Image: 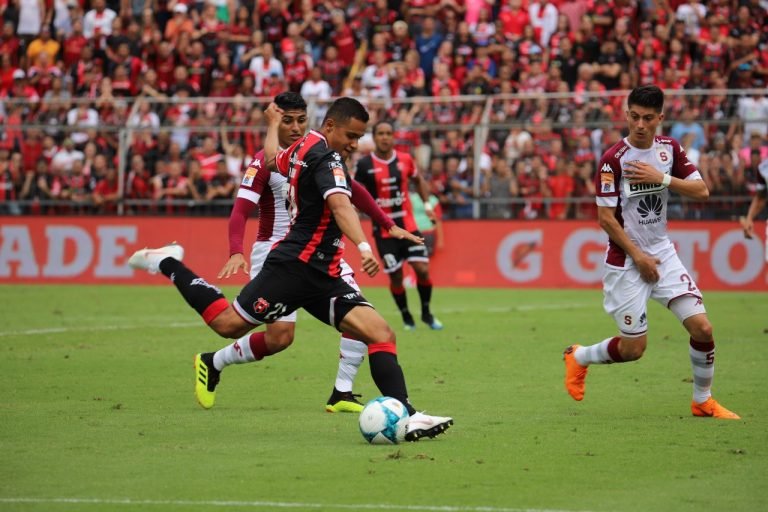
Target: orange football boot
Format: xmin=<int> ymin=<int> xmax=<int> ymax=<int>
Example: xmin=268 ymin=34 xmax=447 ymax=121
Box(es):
xmin=691 ymin=397 xmax=740 ymax=420
xmin=563 ymin=345 xmax=588 ymax=401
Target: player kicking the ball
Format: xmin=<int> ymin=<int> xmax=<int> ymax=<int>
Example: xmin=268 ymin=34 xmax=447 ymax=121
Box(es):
xmin=210 ymin=93 xmax=418 ymax=413
xmin=563 ymin=85 xmax=740 ymax=420
xmin=129 ymin=97 xmax=453 ymax=441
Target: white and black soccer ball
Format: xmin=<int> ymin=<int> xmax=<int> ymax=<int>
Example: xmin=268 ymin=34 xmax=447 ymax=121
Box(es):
xmin=358 ymin=396 xmax=410 ymax=444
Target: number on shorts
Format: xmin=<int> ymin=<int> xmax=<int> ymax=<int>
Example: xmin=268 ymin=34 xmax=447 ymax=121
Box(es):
xmin=680 ymin=273 xmax=697 ymax=292
xmin=264 ymin=302 xmax=288 ymax=321
xmin=383 ymin=253 xmax=397 ymax=269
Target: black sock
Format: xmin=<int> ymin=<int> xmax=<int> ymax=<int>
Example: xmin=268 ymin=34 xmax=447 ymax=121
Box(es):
xmin=390 ymin=285 xmax=411 ymax=318
xmin=417 ymin=281 xmax=432 ymax=316
xmin=369 ymin=351 xmax=415 ymax=415
xmin=159 ymin=258 xmax=226 ymax=317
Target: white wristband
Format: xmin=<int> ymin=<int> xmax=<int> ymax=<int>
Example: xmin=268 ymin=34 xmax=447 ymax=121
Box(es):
xmin=661 ymin=174 xmax=672 ymax=187
xmin=357 ymin=242 xmax=372 ymax=253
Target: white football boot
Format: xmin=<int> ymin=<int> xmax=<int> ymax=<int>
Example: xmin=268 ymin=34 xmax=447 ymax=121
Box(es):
xmin=405 ymin=412 xmax=453 ymax=441
xmin=128 ymin=243 xmax=185 ymax=274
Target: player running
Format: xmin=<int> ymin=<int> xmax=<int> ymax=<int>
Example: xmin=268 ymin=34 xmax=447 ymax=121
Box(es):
xmin=563 ymin=85 xmax=740 ymax=419
xmin=354 ymin=121 xmax=443 ymax=331
xmin=739 ymin=153 xmax=767 ymax=260
xmin=129 ymin=97 xmax=453 ymax=441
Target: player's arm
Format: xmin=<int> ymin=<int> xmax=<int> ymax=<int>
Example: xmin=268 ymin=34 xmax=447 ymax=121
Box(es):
xmin=409 ymin=155 xmax=436 ymax=222
xmin=350 ymin=180 xmax=424 ymax=245
xmin=598 ymin=205 xmax=661 ymax=283
xmin=327 ymin=192 xmax=380 ymax=277
xmin=218 ymin=197 xmax=256 ymax=278
xmin=741 ymin=190 xmax=767 ymax=240
xmin=262 ymin=102 xmax=283 ymax=173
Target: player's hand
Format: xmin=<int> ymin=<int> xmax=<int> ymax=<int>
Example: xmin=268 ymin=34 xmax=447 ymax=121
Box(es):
xmin=263 ymin=102 xmax=284 ymax=126
xmin=388 ymin=225 xmax=424 ymax=245
xmin=218 ymin=253 xmax=249 ymax=279
xmin=739 ymin=216 xmax=754 ymax=239
xmin=623 ymin=160 xmax=663 ymax=185
xmin=634 ymin=252 xmax=661 ymax=283
xmin=360 ymin=249 xmax=380 ymax=277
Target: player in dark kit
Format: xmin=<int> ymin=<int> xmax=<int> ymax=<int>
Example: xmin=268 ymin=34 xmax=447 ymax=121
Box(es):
xmin=128 ymin=97 xmax=453 ymax=441
xmin=355 ymin=121 xmax=443 ymax=330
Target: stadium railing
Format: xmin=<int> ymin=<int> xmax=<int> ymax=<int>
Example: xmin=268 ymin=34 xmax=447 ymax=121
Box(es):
xmin=1 ymin=88 xmax=764 ymax=219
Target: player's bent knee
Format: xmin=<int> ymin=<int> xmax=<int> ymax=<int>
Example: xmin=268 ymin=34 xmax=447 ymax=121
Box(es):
xmin=208 ymin=309 xmax=253 ymax=339
xmin=619 ymin=336 xmax=647 ymax=361
xmin=265 ymin=323 xmax=295 ymax=352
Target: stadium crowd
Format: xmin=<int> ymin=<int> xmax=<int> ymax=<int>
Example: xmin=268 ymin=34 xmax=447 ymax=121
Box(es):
xmin=0 ymin=0 xmax=767 ymax=219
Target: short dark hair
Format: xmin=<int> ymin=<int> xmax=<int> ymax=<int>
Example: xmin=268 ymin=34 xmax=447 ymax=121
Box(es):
xmin=627 ymin=85 xmax=665 ymax=112
xmin=372 ymin=121 xmax=393 ymax=135
xmin=323 ymin=97 xmax=369 ymax=126
xmin=274 ymin=92 xmax=307 ymax=111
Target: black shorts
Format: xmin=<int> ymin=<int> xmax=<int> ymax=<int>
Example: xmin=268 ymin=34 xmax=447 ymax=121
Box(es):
xmin=233 ymin=259 xmax=373 ymax=329
xmin=375 ymin=232 xmax=429 ymax=273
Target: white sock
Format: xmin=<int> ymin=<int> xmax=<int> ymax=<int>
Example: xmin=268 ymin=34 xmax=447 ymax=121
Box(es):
xmin=334 ymin=336 xmax=366 ymax=392
xmin=689 ymin=341 xmax=715 ymax=403
xmin=213 ymin=334 xmax=256 ymax=371
xmin=574 ymin=337 xmax=620 ymax=366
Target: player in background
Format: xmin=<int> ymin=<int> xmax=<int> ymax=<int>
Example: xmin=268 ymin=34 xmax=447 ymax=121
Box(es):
xmin=739 ymin=154 xmax=768 ymax=262
xmin=563 ymin=85 xmax=740 ymax=419
xmin=354 ymin=122 xmax=443 ymax=331
xmin=129 ymin=97 xmax=453 ymax=441
xmin=214 ymin=92 xmax=418 ymax=413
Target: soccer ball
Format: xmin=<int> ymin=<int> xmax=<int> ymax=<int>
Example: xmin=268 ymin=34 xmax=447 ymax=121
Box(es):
xmin=358 ymin=396 xmax=410 ymax=445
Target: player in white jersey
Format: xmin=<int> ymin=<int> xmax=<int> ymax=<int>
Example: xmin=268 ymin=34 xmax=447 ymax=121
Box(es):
xmin=740 ymin=155 xmax=768 ymax=261
xmin=563 ymin=85 xmax=740 ymax=419
xmin=197 ymin=93 xmax=420 ymax=412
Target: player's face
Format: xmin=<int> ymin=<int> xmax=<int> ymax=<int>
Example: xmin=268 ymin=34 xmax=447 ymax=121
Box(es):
xmin=278 ymin=109 xmax=308 ymax=147
xmin=373 ymin=123 xmax=394 ymax=154
xmin=626 ymin=105 xmax=663 ymax=148
xmin=326 ymin=117 xmax=367 ymax=159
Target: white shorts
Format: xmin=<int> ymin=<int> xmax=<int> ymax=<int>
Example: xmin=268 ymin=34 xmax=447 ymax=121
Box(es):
xmin=249 ymin=241 xmax=359 ymax=322
xmin=603 ymin=253 xmax=705 ymax=337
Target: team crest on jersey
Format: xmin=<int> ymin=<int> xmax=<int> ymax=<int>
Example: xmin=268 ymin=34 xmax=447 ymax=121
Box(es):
xmin=656 ymin=146 xmax=670 ymax=165
xmin=242 ymin=165 xmax=258 ymax=187
xmin=600 ymin=163 xmax=615 ymax=193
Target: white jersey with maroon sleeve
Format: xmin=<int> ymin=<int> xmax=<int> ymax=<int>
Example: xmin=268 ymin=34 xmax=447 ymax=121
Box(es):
xmin=238 ymin=149 xmax=291 ymax=243
xmin=595 ymin=136 xmax=703 ymax=268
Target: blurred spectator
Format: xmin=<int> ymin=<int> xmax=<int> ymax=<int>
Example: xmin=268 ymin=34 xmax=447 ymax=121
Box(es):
xmin=152 ymin=160 xmax=189 ymax=214
xmin=26 ymin=26 xmax=59 ymax=67
xmin=546 ymin=159 xmax=575 ymax=219
xmin=51 ymin=138 xmax=84 ymax=173
xmin=92 ymin=166 xmax=120 ymax=214
xmin=83 ymin=0 xmax=117 ymax=46
xmin=66 ymin=102 xmax=100 ymax=147
xmin=737 ymin=94 xmax=768 ymax=142
xmin=481 ymin=155 xmax=518 ymax=219
xmin=16 ymin=0 xmax=45 ymax=44
xmin=670 ymin=106 xmax=707 ymax=151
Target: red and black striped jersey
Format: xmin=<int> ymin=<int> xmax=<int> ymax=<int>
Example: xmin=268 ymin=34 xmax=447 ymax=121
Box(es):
xmin=269 ymin=130 xmax=352 ymax=277
xmin=354 ymin=151 xmax=418 ymax=237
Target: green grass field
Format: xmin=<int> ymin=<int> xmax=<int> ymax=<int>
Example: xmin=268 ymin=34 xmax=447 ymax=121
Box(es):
xmin=1 ymin=285 xmax=766 ymax=512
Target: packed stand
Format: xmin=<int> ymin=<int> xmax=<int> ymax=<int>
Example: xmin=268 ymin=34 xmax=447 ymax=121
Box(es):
xmin=0 ymin=0 xmax=766 ymax=218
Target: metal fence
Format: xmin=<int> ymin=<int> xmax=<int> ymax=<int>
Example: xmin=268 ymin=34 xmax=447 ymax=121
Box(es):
xmin=1 ymin=88 xmax=765 ymax=219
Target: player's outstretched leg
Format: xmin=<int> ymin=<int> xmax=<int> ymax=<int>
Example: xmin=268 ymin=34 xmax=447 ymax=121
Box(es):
xmin=129 ymin=243 xmax=232 ymax=332
xmin=340 ymin=305 xmax=453 ymax=441
xmin=326 ymin=335 xmax=366 ymax=413
xmin=563 ymin=337 xmax=629 ymax=401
